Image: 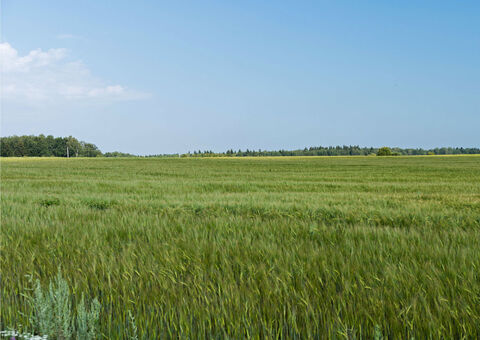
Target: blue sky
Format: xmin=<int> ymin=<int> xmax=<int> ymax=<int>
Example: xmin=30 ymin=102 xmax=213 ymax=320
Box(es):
xmin=1 ymin=1 xmax=479 ymax=154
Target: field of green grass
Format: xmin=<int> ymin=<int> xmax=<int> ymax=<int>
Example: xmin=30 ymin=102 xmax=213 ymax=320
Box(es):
xmin=1 ymin=156 xmax=480 ymax=338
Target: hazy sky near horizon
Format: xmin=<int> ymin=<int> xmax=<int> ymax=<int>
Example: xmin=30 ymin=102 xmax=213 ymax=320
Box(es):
xmin=1 ymin=1 xmax=479 ymax=154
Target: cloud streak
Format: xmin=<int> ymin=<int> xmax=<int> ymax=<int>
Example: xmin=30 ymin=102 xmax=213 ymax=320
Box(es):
xmin=56 ymin=33 xmax=85 ymax=40
xmin=0 ymin=42 xmax=148 ymax=103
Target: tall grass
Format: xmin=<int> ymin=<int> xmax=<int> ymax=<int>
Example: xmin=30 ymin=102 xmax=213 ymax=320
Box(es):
xmin=1 ymin=156 xmax=480 ymax=338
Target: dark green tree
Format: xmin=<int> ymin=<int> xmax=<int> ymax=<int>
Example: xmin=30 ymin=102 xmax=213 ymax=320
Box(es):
xmin=377 ymin=147 xmax=392 ymax=156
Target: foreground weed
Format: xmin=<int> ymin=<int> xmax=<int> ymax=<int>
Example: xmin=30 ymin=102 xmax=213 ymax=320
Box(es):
xmin=374 ymin=325 xmax=383 ymax=340
xmin=27 ymin=269 xmax=101 ymax=339
xmin=76 ymin=295 xmax=101 ymax=340
xmin=127 ymin=311 xmax=138 ymax=340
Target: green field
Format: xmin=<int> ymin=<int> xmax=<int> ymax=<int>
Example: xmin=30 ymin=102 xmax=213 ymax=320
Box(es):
xmin=1 ymin=156 xmax=480 ymax=338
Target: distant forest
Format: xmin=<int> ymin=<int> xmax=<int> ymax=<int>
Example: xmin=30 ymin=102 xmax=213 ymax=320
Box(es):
xmin=0 ymin=135 xmax=101 ymax=157
xmin=178 ymin=146 xmax=480 ymax=157
xmin=1 ymin=135 xmax=479 ymax=157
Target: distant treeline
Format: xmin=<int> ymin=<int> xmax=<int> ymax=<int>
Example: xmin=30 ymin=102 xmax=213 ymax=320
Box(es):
xmin=178 ymin=145 xmax=480 ymax=157
xmin=1 ymin=135 xmax=479 ymax=157
xmin=0 ymin=135 xmax=101 ymax=157
xmin=103 ymin=151 xmax=137 ymax=157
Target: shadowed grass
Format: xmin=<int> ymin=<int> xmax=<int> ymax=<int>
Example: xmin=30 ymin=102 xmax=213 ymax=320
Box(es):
xmin=38 ymin=197 xmax=60 ymax=207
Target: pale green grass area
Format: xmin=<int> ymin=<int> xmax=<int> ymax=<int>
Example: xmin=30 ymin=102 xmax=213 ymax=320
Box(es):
xmin=1 ymin=156 xmax=480 ymax=338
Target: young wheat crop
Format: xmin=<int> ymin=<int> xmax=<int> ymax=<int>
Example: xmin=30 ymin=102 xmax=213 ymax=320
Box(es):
xmin=1 ymin=156 xmax=479 ymax=338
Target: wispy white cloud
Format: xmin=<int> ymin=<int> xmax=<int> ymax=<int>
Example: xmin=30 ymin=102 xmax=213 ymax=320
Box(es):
xmin=0 ymin=42 xmax=149 ymax=103
xmin=56 ymin=33 xmax=85 ymax=41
